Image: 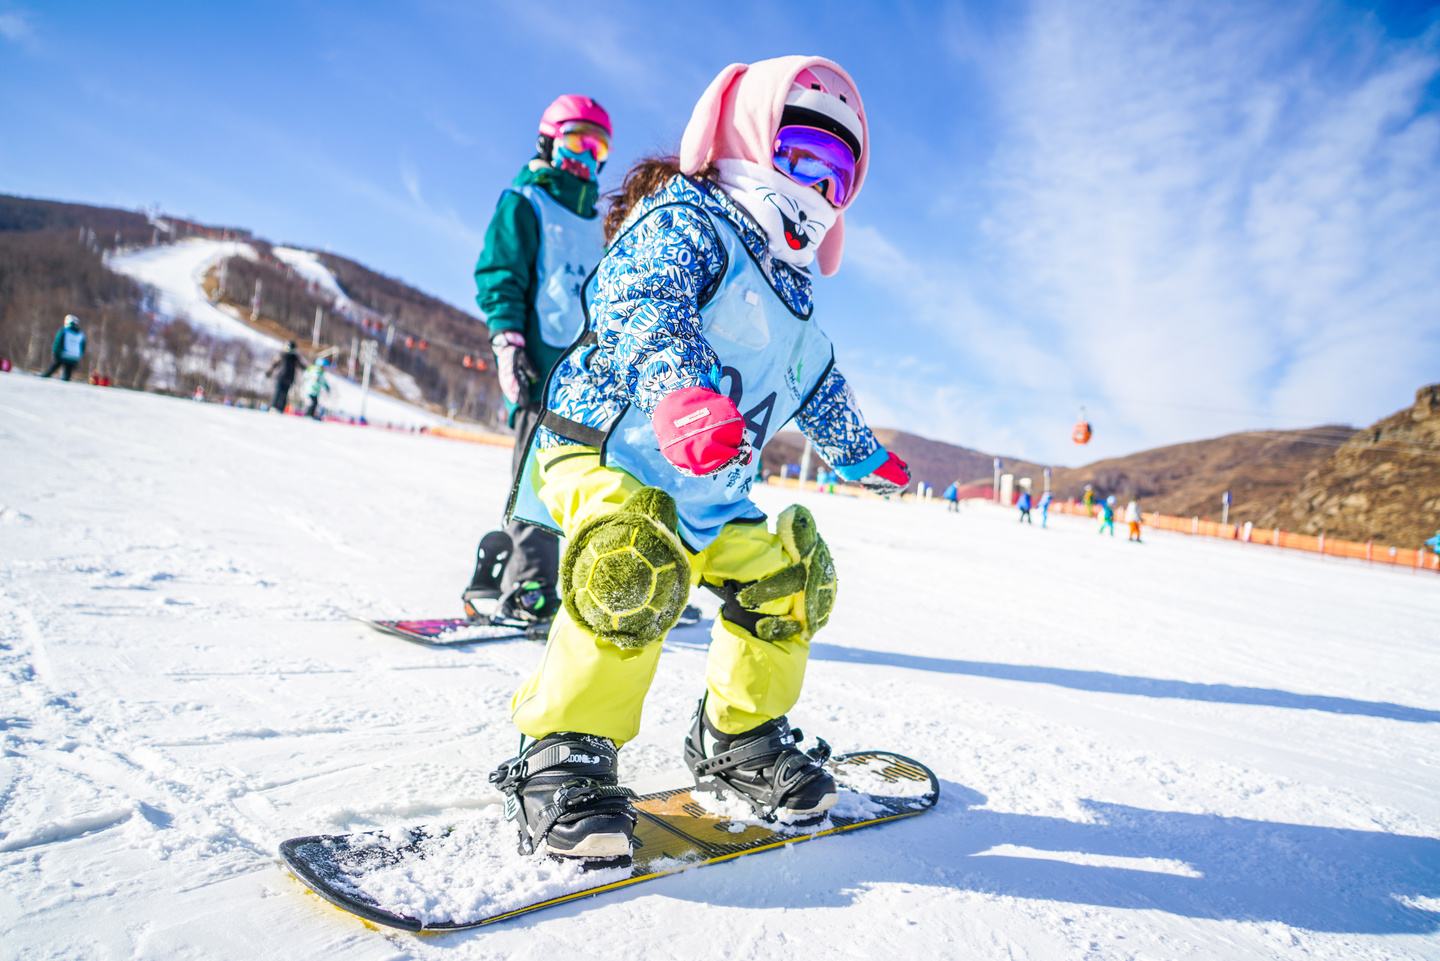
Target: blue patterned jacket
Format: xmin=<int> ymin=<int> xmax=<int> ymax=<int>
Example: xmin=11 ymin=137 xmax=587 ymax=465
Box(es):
xmin=539 ymin=174 xmax=888 ymax=480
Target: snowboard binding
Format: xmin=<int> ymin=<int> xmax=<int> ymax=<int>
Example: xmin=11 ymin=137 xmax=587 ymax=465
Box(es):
xmin=494 ymin=579 xmax=558 ymax=630
xmin=461 ymin=530 xmax=513 ymax=620
xmin=489 ymin=733 xmax=637 ymax=862
xmin=683 ymin=697 xmax=836 ymax=823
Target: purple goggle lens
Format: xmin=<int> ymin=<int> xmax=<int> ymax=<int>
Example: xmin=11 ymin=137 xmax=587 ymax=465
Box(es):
xmin=772 ymin=125 xmax=857 ymax=208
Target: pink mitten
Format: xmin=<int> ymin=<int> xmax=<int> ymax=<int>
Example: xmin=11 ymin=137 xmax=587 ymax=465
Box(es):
xmin=491 ymin=331 xmax=539 ymax=407
xmin=859 ymin=452 xmax=910 ymax=495
xmin=652 ymin=387 xmax=749 ymax=476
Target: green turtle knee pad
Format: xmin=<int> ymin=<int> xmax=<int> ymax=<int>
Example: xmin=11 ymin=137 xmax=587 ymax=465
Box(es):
xmin=730 ymin=505 xmax=836 ymax=642
xmin=560 ymin=487 xmax=691 ymax=649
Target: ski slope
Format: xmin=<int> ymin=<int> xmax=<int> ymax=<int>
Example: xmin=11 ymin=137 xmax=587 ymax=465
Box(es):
xmin=108 ymin=238 xmax=270 ymax=348
xmin=107 ymin=239 xmax=440 ymax=428
xmin=272 ymin=246 xmax=355 ymax=312
xmin=2 ymin=373 xmax=1437 ymax=961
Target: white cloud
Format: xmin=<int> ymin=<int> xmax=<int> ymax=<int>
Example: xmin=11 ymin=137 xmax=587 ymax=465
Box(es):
xmin=0 ymin=8 xmax=33 ymax=44
xmin=858 ymin=1 xmax=1440 ymax=463
xmin=399 ymin=158 xmax=424 ymax=207
xmin=504 ymin=1 xmax=670 ymax=94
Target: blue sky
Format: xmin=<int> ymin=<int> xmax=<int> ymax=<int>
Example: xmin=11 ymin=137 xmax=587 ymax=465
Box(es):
xmin=3 ymin=0 xmax=1437 ymax=464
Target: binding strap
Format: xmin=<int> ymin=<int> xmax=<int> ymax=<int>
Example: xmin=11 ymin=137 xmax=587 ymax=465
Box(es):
xmin=692 ymin=720 xmax=833 ymax=817
xmin=529 ymin=782 xmax=636 ymax=853
xmin=488 ymin=738 xmax=636 ymax=855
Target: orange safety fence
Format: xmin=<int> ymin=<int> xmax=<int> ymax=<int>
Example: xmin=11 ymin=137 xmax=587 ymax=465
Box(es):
xmin=1048 ymin=500 xmax=1439 ymax=572
xmin=424 ymin=424 xmax=516 ymax=448
xmin=765 ymin=475 xmax=878 ymax=499
xmin=400 ymin=440 xmax=1438 ymax=573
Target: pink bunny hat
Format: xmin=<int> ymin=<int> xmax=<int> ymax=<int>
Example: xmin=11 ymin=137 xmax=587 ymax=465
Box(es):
xmin=679 ymin=56 xmax=869 ymax=277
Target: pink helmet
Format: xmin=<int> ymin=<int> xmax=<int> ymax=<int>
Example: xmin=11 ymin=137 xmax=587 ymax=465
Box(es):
xmin=539 ymin=94 xmax=612 ymax=138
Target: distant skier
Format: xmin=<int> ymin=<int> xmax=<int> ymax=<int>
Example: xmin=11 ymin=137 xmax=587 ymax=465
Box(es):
xmin=489 ymin=56 xmax=909 ymax=863
xmin=1082 ymin=483 xmax=1096 ymax=517
xmin=1426 ymin=530 xmax=1440 ymax=559
xmin=42 ymin=315 xmax=86 ymax=381
xmin=1017 ymin=488 xmax=1033 ymax=524
xmin=267 ymin=340 xmax=303 ymax=413
xmin=1098 ymin=494 xmax=1116 ymax=536
xmin=302 ymin=357 xmax=331 ymax=419
xmin=461 ymin=94 xmax=613 ymax=628
xmin=1125 ymin=498 xmax=1143 ymax=542
xmin=1039 ymin=489 xmax=1053 ymax=527
xmin=942 ymin=481 xmax=960 ymax=513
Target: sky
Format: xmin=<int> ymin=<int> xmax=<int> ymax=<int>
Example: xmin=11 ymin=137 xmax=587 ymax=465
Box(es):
xmin=2 ymin=0 xmax=1437 ymax=464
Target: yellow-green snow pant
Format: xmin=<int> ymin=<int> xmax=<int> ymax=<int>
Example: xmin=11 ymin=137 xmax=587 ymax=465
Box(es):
xmin=510 ymin=447 xmax=812 ymax=745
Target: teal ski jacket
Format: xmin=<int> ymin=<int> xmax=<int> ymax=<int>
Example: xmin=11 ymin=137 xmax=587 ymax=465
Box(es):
xmin=473 ymin=162 xmax=600 ymax=424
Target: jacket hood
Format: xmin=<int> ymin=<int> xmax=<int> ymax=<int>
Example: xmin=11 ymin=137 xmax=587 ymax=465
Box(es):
xmin=678 ymin=55 xmax=868 ymax=277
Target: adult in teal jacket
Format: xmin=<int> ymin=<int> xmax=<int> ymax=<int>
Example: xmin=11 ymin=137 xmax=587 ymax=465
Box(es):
xmin=43 ymin=315 xmax=86 ymax=381
xmin=462 ymin=94 xmax=612 ymax=626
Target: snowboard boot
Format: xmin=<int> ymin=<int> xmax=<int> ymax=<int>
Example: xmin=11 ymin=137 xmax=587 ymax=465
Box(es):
xmin=489 ymin=732 xmax=637 ymax=861
xmin=683 ymin=697 xmax=837 ymax=823
xmin=462 ymin=531 xmax=512 ymax=620
xmin=495 ymin=579 xmax=558 ymax=629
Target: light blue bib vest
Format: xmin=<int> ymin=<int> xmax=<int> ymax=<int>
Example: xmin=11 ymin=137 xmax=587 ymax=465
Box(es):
xmin=511 ymin=183 xmax=603 ymax=349
xmin=60 ymin=329 xmax=85 ymax=362
xmin=511 ymin=202 xmax=834 ymax=551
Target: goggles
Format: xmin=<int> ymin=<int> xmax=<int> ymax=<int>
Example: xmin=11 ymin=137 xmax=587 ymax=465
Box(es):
xmin=556 ymin=121 xmax=610 ymax=163
xmin=772 ymin=125 xmax=857 ymax=208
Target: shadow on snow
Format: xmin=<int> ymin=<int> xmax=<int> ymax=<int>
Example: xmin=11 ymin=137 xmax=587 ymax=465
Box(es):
xmin=645 ymin=782 xmax=1440 ymax=935
xmin=807 ymin=642 xmax=1440 ymax=724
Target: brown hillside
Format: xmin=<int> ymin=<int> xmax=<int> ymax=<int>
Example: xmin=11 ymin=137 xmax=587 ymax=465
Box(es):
xmin=1284 ymin=385 xmax=1440 ymax=546
xmin=1049 ymin=426 xmax=1354 ymax=525
xmin=759 ymin=421 xmax=1351 ymax=530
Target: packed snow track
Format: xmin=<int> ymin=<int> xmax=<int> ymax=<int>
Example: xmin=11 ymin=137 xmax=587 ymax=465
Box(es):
xmin=1 ymin=375 xmax=1437 ymax=960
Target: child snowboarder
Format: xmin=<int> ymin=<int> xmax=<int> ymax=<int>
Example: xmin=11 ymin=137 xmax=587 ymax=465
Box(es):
xmin=1039 ymin=489 xmax=1053 ymax=527
xmin=42 ymin=315 xmax=86 ymax=381
xmin=1017 ymin=488 xmax=1033 ymax=524
xmin=943 ymin=481 xmax=960 ymax=513
xmin=1098 ymin=494 xmax=1116 ymax=536
xmin=1125 ymin=498 xmax=1142 ymax=542
xmin=462 ymin=94 xmax=614 ymax=629
xmin=489 ymin=56 xmax=910 ymax=862
xmin=302 ymin=357 xmax=331 ymax=419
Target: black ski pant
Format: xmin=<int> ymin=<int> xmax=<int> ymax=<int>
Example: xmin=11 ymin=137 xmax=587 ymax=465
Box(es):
xmin=305 ymin=395 xmax=321 ymax=419
xmin=501 ymin=404 xmax=559 ymax=594
xmin=43 ymin=360 xmax=76 ymax=381
xmin=272 ymin=376 xmax=294 ymax=412
xmin=1019 ymin=508 xmax=1032 ymax=524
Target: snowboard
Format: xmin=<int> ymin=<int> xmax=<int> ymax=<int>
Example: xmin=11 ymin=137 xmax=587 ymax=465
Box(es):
xmin=356 ymin=616 xmax=535 ymax=646
xmin=280 ymin=750 xmax=937 ymax=932
xmin=358 ymin=605 xmax=705 ymax=648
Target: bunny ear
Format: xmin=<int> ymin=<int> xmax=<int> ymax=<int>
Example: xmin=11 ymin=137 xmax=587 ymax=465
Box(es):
xmin=679 ymin=62 xmax=748 ymax=174
xmin=816 ymin=214 xmax=845 ymax=277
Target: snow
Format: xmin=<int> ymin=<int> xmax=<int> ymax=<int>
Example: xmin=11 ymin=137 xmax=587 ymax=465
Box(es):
xmin=2 ymin=373 xmax=1438 ymax=961
xmin=108 ymin=238 xmax=268 ymax=347
xmin=311 ymin=369 xmax=442 ymax=429
xmin=272 ymin=246 xmax=353 ymax=312
xmin=321 ymin=822 xmax=633 ymax=926
xmin=107 ymin=239 xmax=440 ymax=429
